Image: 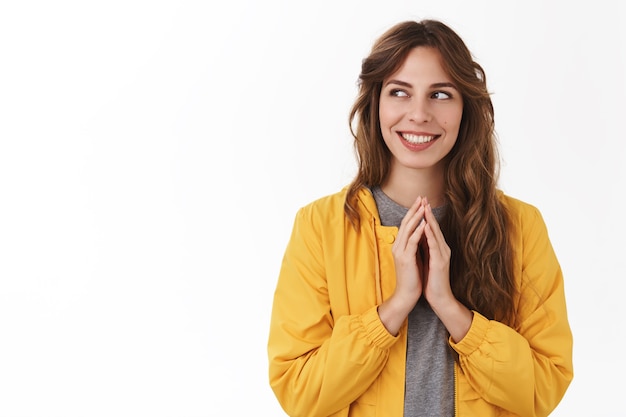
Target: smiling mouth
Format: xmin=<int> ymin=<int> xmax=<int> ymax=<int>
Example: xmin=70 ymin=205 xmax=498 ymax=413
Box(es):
xmin=400 ymin=133 xmax=438 ymax=144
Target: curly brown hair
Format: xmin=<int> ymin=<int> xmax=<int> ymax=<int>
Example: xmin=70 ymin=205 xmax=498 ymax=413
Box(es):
xmin=345 ymin=20 xmax=517 ymax=324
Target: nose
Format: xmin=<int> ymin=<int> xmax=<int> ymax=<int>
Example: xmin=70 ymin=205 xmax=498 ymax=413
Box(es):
xmin=408 ymin=97 xmax=432 ymax=123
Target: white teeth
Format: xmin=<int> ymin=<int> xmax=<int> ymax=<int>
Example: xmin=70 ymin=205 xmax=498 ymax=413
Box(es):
xmin=402 ymin=133 xmax=435 ymax=144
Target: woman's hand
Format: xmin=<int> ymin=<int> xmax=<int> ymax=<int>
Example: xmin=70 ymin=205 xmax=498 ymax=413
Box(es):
xmin=421 ymin=198 xmax=472 ymax=342
xmin=378 ymin=196 xmax=426 ymax=335
xmin=379 ymin=196 xmax=472 ymax=341
xmin=392 ymin=196 xmax=427 ymax=306
xmin=420 ymin=199 xmax=453 ymax=305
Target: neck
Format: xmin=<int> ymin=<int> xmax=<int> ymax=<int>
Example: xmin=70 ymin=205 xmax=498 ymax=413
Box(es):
xmin=381 ymin=165 xmax=446 ymax=208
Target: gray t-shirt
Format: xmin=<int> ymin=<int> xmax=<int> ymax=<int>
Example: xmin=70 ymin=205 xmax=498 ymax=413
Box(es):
xmin=370 ymin=186 xmax=454 ymax=417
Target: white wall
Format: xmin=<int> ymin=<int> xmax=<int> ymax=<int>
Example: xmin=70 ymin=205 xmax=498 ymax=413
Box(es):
xmin=0 ymin=1 xmax=624 ymax=415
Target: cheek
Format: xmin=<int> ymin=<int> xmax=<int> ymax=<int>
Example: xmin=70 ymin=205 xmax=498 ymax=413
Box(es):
xmin=379 ymin=100 xmax=403 ymax=128
xmin=444 ymin=108 xmax=463 ymax=129
xmin=378 ymin=106 xmax=391 ymax=128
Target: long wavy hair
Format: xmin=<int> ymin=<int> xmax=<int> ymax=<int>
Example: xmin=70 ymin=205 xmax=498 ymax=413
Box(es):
xmin=345 ymin=20 xmax=517 ymax=325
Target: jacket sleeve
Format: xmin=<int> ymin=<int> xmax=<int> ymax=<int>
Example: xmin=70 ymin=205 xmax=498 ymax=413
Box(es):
xmin=450 ymin=204 xmax=574 ymax=417
xmin=268 ymin=205 xmax=397 ymax=417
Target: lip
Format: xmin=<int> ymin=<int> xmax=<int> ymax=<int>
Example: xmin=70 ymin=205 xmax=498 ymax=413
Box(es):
xmin=396 ymin=131 xmax=440 ymax=151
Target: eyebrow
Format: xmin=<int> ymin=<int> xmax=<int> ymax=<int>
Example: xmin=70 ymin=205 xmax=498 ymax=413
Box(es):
xmin=385 ymin=80 xmax=458 ymax=90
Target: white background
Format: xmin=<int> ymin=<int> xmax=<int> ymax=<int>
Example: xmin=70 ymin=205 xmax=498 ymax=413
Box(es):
xmin=1 ymin=0 xmax=624 ymax=416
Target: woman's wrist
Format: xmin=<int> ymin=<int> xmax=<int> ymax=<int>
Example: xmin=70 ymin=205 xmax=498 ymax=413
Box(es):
xmin=430 ymin=297 xmax=473 ymax=343
xmin=378 ymin=293 xmax=418 ymax=336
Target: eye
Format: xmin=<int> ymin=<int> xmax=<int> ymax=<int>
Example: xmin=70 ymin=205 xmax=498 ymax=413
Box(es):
xmin=390 ymin=89 xmax=409 ymax=98
xmin=432 ymin=91 xmax=452 ymax=100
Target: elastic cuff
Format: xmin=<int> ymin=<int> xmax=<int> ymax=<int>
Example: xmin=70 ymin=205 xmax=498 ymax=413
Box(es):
xmin=360 ymin=305 xmax=398 ymax=349
xmin=449 ymin=310 xmax=490 ymax=356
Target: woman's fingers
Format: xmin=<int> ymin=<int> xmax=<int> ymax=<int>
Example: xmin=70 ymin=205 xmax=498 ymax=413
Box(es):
xmin=390 ymin=197 xmax=427 ymax=310
xmin=407 ymin=213 xmax=426 ymax=250
xmin=423 ymin=202 xmax=446 ymax=250
xmin=395 ymin=196 xmax=425 ymax=251
xmin=422 ymin=202 xmax=452 ymax=302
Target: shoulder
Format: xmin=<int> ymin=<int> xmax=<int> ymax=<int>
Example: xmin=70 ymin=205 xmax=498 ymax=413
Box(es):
xmin=498 ymin=190 xmax=544 ymax=225
xmin=292 ymin=187 xmax=351 ymax=229
xmin=497 ymin=190 xmax=552 ymax=246
xmin=297 ymin=187 xmax=349 ymax=216
xmin=294 ymin=186 xmax=376 ymax=228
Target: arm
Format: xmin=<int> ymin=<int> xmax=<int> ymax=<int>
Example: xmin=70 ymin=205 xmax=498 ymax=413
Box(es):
xmin=267 ymin=206 xmax=397 ymax=417
xmin=450 ymin=205 xmax=574 ymax=417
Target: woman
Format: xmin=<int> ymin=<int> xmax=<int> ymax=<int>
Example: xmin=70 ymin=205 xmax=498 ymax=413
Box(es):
xmin=268 ymin=19 xmax=573 ymax=417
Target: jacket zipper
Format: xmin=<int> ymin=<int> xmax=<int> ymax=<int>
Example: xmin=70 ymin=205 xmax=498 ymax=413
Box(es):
xmin=454 ymin=363 xmax=458 ymax=416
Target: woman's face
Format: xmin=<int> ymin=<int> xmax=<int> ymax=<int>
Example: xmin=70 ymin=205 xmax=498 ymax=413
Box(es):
xmin=379 ymin=46 xmax=463 ymax=175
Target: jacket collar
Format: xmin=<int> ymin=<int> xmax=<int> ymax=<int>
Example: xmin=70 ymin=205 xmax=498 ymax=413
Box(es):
xmin=354 ymin=186 xmax=382 ymax=225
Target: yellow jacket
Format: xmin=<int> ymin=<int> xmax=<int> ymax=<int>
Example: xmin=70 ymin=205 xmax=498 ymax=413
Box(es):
xmin=268 ymin=187 xmax=573 ymax=416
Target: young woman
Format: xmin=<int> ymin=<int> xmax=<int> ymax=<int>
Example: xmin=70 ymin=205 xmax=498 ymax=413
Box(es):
xmin=268 ymin=19 xmax=573 ymax=417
